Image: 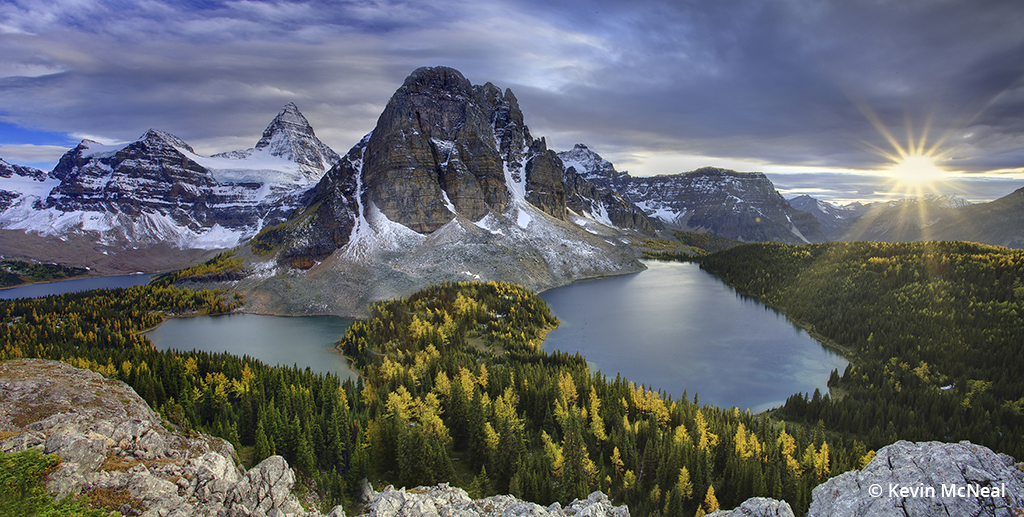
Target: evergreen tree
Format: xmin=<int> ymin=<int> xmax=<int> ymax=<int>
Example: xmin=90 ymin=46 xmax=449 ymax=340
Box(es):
xmin=252 ymin=419 xmax=272 ymax=466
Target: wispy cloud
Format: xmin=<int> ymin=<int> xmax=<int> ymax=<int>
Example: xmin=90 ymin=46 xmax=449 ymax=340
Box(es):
xmin=0 ymin=0 xmax=1021 ymax=199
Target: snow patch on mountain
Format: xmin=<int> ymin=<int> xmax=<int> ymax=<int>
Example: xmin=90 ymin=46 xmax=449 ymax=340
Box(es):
xmin=0 ymin=104 xmax=340 ymax=253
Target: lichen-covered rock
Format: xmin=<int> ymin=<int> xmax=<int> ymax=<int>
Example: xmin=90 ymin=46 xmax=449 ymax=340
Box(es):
xmin=807 ymin=440 xmax=1024 ymax=517
xmin=0 ymin=358 xmax=326 ymax=517
xmin=356 ymin=483 xmax=629 ymax=517
xmin=708 ymin=497 xmax=795 ymax=517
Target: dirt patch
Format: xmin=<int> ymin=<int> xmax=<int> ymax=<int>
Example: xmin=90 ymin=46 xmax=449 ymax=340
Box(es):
xmin=100 ymin=452 xmax=143 ymax=472
xmin=11 ymin=401 xmax=67 ymax=428
xmin=84 ymin=486 xmax=148 ymax=515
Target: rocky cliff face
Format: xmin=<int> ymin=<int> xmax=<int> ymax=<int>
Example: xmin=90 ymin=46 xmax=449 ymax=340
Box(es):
xmin=350 ymin=66 xmax=566 ymax=233
xmin=0 ymin=104 xmax=340 ymax=265
xmin=558 ymin=145 xmax=822 ymax=244
xmin=234 ymin=67 xmax=645 ymax=316
xmin=558 ymin=145 xmax=657 ymax=236
xmin=0 ymin=358 xmax=341 ymax=517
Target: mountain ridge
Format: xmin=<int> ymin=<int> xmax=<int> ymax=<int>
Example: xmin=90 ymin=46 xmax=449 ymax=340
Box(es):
xmin=0 ymin=104 xmax=341 ymax=269
xmin=558 ymin=144 xmax=825 ymax=244
xmin=789 ymin=191 xmax=1024 ymax=248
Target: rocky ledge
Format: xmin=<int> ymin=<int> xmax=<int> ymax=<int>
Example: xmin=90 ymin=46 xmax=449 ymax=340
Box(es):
xmin=0 ymin=358 xmax=343 ymax=517
xmin=357 ymin=484 xmax=629 ymax=517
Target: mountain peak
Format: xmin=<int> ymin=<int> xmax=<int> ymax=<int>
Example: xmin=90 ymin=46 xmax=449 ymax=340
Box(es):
xmin=140 ymin=129 xmax=196 ymax=153
xmin=557 ymin=143 xmax=618 ymax=179
xmin=211 ymin=103 xmax=341 ymax=176
xmin=403 ymin=66 xmax=472 ymax=94
xmin=255 ymin=103 xmax=316 ymax=150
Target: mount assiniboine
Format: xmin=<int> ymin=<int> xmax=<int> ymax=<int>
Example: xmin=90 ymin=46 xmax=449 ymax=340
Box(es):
xmin=0 ymin=103 xmax=339 ymax=272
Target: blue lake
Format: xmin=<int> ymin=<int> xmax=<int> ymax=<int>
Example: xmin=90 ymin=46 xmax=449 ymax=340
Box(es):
xmin=0 ymin=273 xmax=156 ymax=299
xmin=539 ymin=260 xmax=848 ymax=413
xmin=146 ymin=314 xmax=358 ymax=381
xmin=8 ymin=262 xmax=847 ymax=410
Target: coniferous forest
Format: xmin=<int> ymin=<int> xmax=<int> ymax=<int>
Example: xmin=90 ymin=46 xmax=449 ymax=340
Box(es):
xmin=691 ymin=241 xmax=1024 ymax=459
xmin=2 ymin=239 xmax=1021 ymax=516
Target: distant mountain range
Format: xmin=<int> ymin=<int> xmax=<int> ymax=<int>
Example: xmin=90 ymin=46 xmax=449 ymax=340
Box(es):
xmin=790 ymin=191 xmax=1023 ymax=248
xmin=1 ymin=65 xmax=1021 ymax=311
xmin=560 ymin=144 xmax=825 ymax=244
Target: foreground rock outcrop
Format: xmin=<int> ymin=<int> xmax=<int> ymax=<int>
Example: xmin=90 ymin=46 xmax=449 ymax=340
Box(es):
xmin=808 ymin=440 xmax=1024 ymax=517
xmin=357 ymin=484 xmax=629 ymax=517
xmin=711 ymin=439 xmax=1023 ymax=517
xmin=0 ymin=358 xmax=340 ymax=517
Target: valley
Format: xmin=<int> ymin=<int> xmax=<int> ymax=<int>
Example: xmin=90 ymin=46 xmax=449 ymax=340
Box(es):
xmin=1 ymin=64 xmax=1022 ymax=517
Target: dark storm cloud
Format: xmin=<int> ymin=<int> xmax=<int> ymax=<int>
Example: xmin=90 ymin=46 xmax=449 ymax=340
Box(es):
xmin=0 ymin=0 xmax=1021 ymax=190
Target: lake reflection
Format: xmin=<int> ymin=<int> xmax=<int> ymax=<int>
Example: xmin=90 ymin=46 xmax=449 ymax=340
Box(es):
xmin=540 ymin=260 xmax=848 ymax=412
xmin=147 ymin=314 xmax=358 ymax=381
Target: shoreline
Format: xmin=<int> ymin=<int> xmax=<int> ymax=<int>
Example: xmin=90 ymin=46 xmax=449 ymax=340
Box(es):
xmin=138 ymin=310 xmax=364 ymax=381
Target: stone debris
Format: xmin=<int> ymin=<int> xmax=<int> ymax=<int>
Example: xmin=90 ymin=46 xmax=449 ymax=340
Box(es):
xmin=707 ymin=497 xmax=795 ymax=517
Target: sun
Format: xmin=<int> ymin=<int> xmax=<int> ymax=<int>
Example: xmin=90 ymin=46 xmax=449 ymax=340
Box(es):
xmin=852 ymin=104 xmax=955 ymax=196
xmin=887 ymin=152 xmax=948 ymax=188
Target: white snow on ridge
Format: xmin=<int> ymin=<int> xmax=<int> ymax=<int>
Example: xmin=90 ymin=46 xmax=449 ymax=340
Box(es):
xmin=340 ymin=202 xmax=426 ymax=262
xmin=0 ymin=175 xmax=60 ymax=198
xmin=0 ymin=204 xmax=246 ymax=249
xmin=185 ymin=147 xmax=314 ymax=186
xmin=78 ymin=140 xmax=125 ymax=159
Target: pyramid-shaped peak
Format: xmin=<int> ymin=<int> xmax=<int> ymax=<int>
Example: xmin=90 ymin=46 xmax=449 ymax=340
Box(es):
xmin=243 ymin=103 xmax=340 ymax=175
xmin=255 ymin=103 xmax=316 ymax=148
xmin=140 ymin=129 xmax=195 ymax=154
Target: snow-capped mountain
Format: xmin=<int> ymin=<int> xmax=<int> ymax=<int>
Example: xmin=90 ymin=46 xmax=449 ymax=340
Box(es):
xmin=560 ymin=144 xmax=824 ymax=244
xmin=558 ymin=144 xmax=657 ymax=236
xmin=0 ymin=159 xmax=52 ymax=212
xmin=212 ymin=102 xmax=339 ymax=181
xmin=0 ymin=104 xmax=339 ymax=255
xmin=788 ymin=195 xmax=870 ymax=241
xmin=230 ymin=67 xmax=645 ymax=316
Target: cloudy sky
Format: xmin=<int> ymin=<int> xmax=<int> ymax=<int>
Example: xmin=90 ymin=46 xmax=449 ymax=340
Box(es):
xmin=1 ymin=0 xmax=1022 ymax=204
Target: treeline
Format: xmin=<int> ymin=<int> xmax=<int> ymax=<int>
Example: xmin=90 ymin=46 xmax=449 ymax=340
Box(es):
xmin=339 ymin=281 xmax=872 ymax=516
xmin=0 ymin=259 xmax=89 ymax=287
xmin=692 ymin=241 xmax=1024 ymax=459
xmin=0 ymin=284 xmax=362 ymax=508
xmin=151 ymin=251 xmax=245 ymax=286
xmin=641 ymin=231 xmax=741 ymax=260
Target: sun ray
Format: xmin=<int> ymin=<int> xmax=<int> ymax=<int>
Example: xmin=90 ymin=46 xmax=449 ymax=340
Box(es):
xmin=851 ymin=102 xmax=956 ymax=198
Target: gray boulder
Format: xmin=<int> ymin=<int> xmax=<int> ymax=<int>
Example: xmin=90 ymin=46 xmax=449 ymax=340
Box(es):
xmin=807 ymin=440 xmax=1024 ymax=517
xmin=708 ymin=497 xmax=795 ymax=517
xmin=0 ymin=359 xmax=325 ymax=517
xmin=356 ymin=483 xmax=629 ymax=517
